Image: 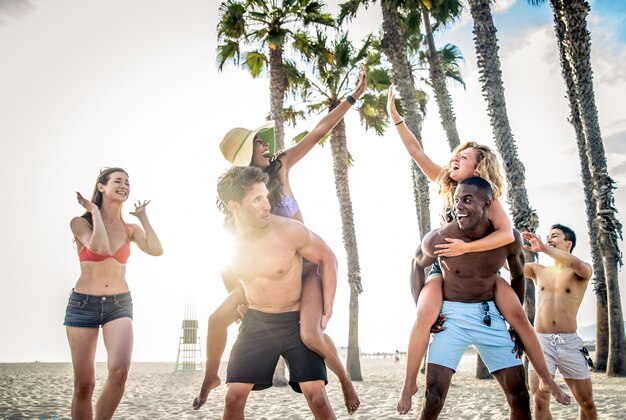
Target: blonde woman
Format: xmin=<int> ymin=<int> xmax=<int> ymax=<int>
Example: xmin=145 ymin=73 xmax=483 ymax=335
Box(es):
xmin=387 ymin=88 xmax=571 ymax=414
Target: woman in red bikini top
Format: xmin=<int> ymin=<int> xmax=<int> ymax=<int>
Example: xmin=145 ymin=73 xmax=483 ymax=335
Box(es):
xmin=66 ymin=167 xmax=162 ymax=419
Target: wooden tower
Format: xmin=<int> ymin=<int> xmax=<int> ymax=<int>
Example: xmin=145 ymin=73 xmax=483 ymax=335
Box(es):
xmin=175 ymin=292 xmax=203 ymax=371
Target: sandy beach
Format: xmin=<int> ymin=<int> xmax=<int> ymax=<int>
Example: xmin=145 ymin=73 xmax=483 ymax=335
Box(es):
xmin=1 ymin=353 xmax=625 ymax=419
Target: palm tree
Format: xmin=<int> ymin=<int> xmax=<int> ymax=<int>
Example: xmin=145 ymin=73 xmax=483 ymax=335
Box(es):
xmin=419 ymin=0 xmax=464 ymax=150
xmin=467 ymin=0 xmax=540 ymax=378
xmin=291 ymin=32 xmax=388 ymax=380
xmin=528 ymin=0 xmax=609 ymax=371
xmin=216 ymin=0 xmax=334 ymax=150
xmin=543 ymin=0 xmax=625 ymax=376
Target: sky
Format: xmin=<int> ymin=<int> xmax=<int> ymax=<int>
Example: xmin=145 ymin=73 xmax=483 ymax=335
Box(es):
xmin=0 ymin=0 xmax=625 ymax=363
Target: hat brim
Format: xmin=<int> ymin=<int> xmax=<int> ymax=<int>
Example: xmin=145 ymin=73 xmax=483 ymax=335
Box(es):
xmin=231 ymin=121 xmax=275 ymax=166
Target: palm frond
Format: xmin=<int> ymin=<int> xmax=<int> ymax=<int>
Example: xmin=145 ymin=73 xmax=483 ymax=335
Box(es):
xmin=243 ymin=50 xmax=268 ymax=77
xmin=216 ymin=40 xmax=240 ymax=70
xmin=337 ymin=0 xmax=372 ymax=24
xmin=217 ymin=0 xmax=247 ymax=40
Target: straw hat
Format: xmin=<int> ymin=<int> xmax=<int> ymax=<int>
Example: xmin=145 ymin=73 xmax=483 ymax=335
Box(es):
xmin=219 ymin=121 xmax=275 ymax=166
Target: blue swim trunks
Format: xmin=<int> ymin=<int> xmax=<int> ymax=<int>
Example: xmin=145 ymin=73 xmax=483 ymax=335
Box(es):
xmin=427 ymin=301 xmax=522 ymax=373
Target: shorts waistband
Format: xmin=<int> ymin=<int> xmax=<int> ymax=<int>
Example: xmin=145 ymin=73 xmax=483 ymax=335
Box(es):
xmin=70 ymin=289 xmax=132 ymax=303
xmin=245 ymin=309 xmax=300 ymax=322
xmin=442 ymin=300 xmax=496 ymax=312
xmin=536 ymin=332 xmax=580 ymax=346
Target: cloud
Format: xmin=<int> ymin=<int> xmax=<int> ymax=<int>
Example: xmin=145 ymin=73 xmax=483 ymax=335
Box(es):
xmin=589 ymin=14 xmax=626 ymax=86
xmin=605 ymin=129 xmax=626 ymax=155
xmin=610 ymin=160 xmax=626 ymax=177
xmin=492 ymin=0 xmax=517 ymax=14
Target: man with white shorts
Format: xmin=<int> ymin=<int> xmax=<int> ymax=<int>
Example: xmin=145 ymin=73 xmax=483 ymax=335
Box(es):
xmin=523 ymin=225 xmax=596 ymax=419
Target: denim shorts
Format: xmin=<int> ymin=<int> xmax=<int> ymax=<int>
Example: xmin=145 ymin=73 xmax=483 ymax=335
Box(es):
xmin=63 ymin=289 xmax=133 ymax=328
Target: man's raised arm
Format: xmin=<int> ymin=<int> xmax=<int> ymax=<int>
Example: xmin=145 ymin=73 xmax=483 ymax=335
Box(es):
xmin=522 ymin=231 xmax=592 ymax=280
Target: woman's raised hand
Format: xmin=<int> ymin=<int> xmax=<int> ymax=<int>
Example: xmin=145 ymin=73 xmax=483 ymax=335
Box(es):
xmin=350 ymin=64 xmax=367 ymax=100
xmin=129 ymin=200 xmax=151 ymax=218
xmin=76 ymin=192 xmax=99 ymax=214
xmin=387 ymin=85 xmax=402 ymax=123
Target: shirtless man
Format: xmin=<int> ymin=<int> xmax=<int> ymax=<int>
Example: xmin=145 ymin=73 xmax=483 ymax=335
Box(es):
xmin=410 ymin=177 xmax=531 ymax=419
xmin=523 ymin=225 xmax=596 ymax=419
xmin=200 ymin=166 xmax=337 ymax=420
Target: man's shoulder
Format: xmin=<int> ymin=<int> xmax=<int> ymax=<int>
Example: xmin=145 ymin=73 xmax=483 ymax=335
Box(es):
xmin=270 ymin=215 xmax=309 ymax=242
xmin=424 ymin=225 xmax=449 ymax=245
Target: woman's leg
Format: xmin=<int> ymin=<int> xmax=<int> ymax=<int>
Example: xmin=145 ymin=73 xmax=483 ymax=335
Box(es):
xmin=299 ymin=265 xmax=360 ymax=415
xmin=67 ymin=326 xmax=99 ymax=420
xmin=494 ymin=278 xmax=571 ymax=405
xmin=96 ymin=317 xmax=133 ymax=420
xmin=397 ymin=276 xmax=443 ymax=415
xmin=193 ymin=287 xmax=247 ymax=410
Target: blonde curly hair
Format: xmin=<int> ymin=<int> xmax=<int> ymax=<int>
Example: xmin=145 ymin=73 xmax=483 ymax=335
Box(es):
xmin=436 ymin=142 xmax=505 ymax=223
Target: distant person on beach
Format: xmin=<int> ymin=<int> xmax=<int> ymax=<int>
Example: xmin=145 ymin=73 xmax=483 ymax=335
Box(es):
xmin=209 ymin=166 xmax=337 ymax=419
xmin=387 ymin=88 xmax=570 ymax=414
xmin=410 ymin=177 xmax=567 ymax=420
xmin=395 ymin=350 xmax=400 ymax=364
xmin=65 ymin=167 xmax=162 ymax=419
xmin=523 ymin=225 xmax=597 ymax=419
xmin=193 ymin=67 xmax=366 ymax=415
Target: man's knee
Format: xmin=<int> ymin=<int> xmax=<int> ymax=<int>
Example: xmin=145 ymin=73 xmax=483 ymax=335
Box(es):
xmin=578 ymin=395 xmax=596 ymax=414
xmin=423 ymin=384 xmax=446 ymax=411
xmin=507 ymin=382 xmax=530 ymax=408
xmin=531 ymin=388 xmax=551 ymax=410
xmin=301 ymin=381 xmax=334 ymax=416
xmin=224 ymin=388 xmax=248 ymax=411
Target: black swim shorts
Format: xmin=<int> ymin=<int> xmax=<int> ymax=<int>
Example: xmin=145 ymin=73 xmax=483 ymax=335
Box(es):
xmin=226 ymin=309 xmax=327 ymax=393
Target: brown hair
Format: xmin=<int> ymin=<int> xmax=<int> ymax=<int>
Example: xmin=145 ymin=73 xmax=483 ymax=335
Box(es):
xmin=217 ymin=166 xmax=269 ymax=229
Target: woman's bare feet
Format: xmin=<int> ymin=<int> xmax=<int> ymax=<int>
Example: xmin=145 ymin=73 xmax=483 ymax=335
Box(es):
xmin=540 ymin=378 xmax=571 ymax=405
xmin=340 ymin=378 xmax=360 ymax=414
xmin=192 ymin=375 xmax=221 ymax=410
xmin=397 ymin=382 xmax=418 ymax=415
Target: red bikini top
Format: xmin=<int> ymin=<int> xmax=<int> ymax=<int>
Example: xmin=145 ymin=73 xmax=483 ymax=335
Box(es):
xmin=79 ymin=221 xmax=131 ymax=264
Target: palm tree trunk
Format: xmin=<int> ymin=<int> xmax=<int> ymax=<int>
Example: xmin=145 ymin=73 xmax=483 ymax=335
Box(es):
xmin=269 ymin=47 xmax=286 ymax=151
xmin=468 ymin=0 xmax=539 ymax=378
xmin=555 ymin=0 xmax=626 ymax=376
xmin=467 ymin=0 xmax=539 ymax=234
xmin=380 ymin=1 xmax=431 ymax=238
xmin=329 ymin=118 xmax=363 ymax=381
xmin=421 ymin=6 xmax=460 ymax=150
xmin=549 ymin=0 xmax=608 ymax=371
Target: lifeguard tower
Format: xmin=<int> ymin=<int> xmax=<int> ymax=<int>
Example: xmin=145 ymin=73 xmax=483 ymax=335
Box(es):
xmin=175 ymin=293 xmax=203 ymax=371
